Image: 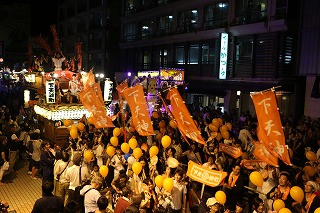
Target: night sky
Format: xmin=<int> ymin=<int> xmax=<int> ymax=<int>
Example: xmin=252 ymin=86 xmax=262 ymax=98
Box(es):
xmin=30 ymin=0 xmax=58 ymax=36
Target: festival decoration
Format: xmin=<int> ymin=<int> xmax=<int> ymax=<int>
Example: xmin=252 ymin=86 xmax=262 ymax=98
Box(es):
xmin=163 ymin=178 xmax=174 ymax=192
xmin=315 ymin=207 xmax=320 ymax=213
xmin=70 ymin=128 xmax=78 ymax=139
xmin=129 ymin=138 xmax=138 ymax=149
xmin=152 ymin=111 xmax=159 ymax=119
xmin=221 ymin=130 xmax=230 ymax=140
xmin=133 ymin=148 xmax=143 ymax=159
xmin=77 ymin=122 xmax=85 ymax=131
xmin=167 ymin=157 xmax=179 ymax=168
xmin=141 ymin=143 xmax=148 ymax=152
xmin=99 ymin=165 xmax=109 ymax=177
xmin=63 ymin=120 xmax=72 ymax=127
xmin=209 ymin=124 xmax=219 ymax=132
xmin=251 ymin=90 xmax=291 ymax=165
xmin=249 ymin=171 xmax=263 ymax=187
xmin=127 ymin=156 xmax=136 ymax=164
xmin=132 ymin=162 xmax=142 ymax=175
xmin=215 ymin=191 xmax=226 ymax=205
xmin=87 ymin=116 xmax=94 ymax=124
xmin=106 ymin=146 xmax=115 ymax=157
xmin=161 ymin=135 xmax=172 ymax=148
xmin=167 ymin=88 xmax=205 ymax=144
xmin=290 ymin=186 xmax=304 ymax=203
xmin=278 ymin=208 xmax=292 ymax=213
xmin=113 ymin=127 xmax=121 ymax=137
xmin=155 ymin=175 xmax=164 ymax=188
xmin=306 ymin=151 xmax=317 ymax=161
xmin=149 ymin=146 xmax=159 ymax=158
xmin=84 ymin=150 xmax=93 ymax=162
xmin=169 ymin=120 xmax=177 ymax=129
xmin=121 ymin=143 xmax=130 ymax=154
xmin=219 ymin=143 xmax=243 ymax=159
xmin=220 ymin=125 xmax=229 ymax=132
xmin=212 ymin=118 xmax=220 ymax=127
xmin=304 ymin=165 xmax=316 ymax=177
xmin=226 ymin=122 xmax=232 ymax=130
xmin=273 ymin=199 xmax=285 ymax=211
xmin=110 ymin=136 xmax=119 ymax=147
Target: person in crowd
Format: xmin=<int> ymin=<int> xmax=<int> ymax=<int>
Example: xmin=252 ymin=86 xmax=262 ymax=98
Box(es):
xmin=140 ymin=179 xmax=157 ymax=213
xmin=125 ymin=194 xmax=142 ymax=213
xmin=55 ymin=150 xmax=71 ymax=205
xmin=205 ymin=197 xmax=221 ymax=213
xmin=80 ymin=176 xmax=104 ymax=213
xmin=31 ymin=181 xmax=64 ymax=213
xmin=302 ymin=180 xmax=320 ymax=213
xmin=95 ymin=196 xmax=109 ymax=213
xmin=7 ymin=124 xmax=19 ymax=174
xmin=169 ymin=170 xmax=187 ymax=213
xmin=181 ymin=143 xmax=202 ymax=165
xmin=64 ymin=201 xmax=80 ymax=213
xmin=40 ymin=140 xmax=55 ymax=183
xmin=110 ymin=147 xmax=125 ymax=180
xmin=31 ymin=130 xmax=42 ymax=180
xmin=251 ymin=197 xmax=264 ymax=213
xmin=114 ymin=188 xmax=132 ymax=213
xmin=0 ymin=136 xmax=9 ymax=185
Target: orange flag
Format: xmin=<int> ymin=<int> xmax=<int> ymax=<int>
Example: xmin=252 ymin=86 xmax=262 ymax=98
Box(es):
xmin=253 ymin=142 xmax=279 ymax=167
xmin=81 ymin=69 xmax=95 ymax=90
xmin=79 ymin=87 xmax=114 ymax=128
xmin=116 ymin=80 xmax=128 ymax=98
xmin=93 ymin=82 xmax=104 ymax=105
xmin=122 ymin=85 xmax=154 ymax=136
xmin=218 ymin=143 xmax=243 ymax=159
xmin=167 ymin=88 xmax=205 ymax=145
xmin=251 ymin=90 xmax=291 ymax=165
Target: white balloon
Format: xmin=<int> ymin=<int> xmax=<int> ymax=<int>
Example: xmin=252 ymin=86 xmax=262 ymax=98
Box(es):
xmin=150 ymin=155 xmax=158 ymax=165
xmin=127 ymin=156 xmax=136 ymax=165
xmin=167 ymin=157 xmax=179 ymax=168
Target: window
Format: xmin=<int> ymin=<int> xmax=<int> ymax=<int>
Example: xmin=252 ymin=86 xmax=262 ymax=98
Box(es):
xmin=159 ymin=15 xmax=173 ymax=34
xmin=188 ymin=45 xmax=199 ymax=64
xmin=204 ymin=2 xmax=228 ymax=29
xmin=178 ymin=9 xmax=198 ymax=32
xmin=143 ymin=50 xmax=151 ymax=69
xmin=175 ymin=46 xmax=185 ymax=64
xmin=202 ymin=43 xmax=215 ymax=64
xmin=141 ymin=21 xmax=153 ymax=39
xmin=160 ymin=49 xmax=168 ymax=66
xmin=124 ymin=23 xmax=135 ymax=42
xmin=236 ymin=39 xmax=253 ymax=61
xmin=235 ymin=0 xmax=267 ymax=24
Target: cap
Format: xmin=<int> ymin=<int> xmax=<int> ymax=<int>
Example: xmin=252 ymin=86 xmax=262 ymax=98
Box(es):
xmin=34 ymin=129 xmax=40 ymax=134
xmin=11 ymin=134 xmax=18 ymax=140
xmin=206 ymin=197 xmax=219 ymax=207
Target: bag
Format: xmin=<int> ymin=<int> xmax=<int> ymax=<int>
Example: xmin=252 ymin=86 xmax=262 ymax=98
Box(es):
xmin=57 ymin=161 xmax=69 ymax=181
xmin=74 ymin=185 xmax=92 ymax=213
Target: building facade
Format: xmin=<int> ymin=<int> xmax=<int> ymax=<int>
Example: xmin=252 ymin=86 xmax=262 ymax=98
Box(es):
xmin=118 ymin=0 xmax=307 ymax=120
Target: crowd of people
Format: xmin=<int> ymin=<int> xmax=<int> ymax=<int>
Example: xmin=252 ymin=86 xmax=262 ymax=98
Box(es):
xmin=0 ymin=101 xmax=320 ymax=213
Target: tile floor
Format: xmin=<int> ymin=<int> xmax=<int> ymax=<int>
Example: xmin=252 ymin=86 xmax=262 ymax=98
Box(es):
xmin=0 ymin=160 xmax=42 ymax=213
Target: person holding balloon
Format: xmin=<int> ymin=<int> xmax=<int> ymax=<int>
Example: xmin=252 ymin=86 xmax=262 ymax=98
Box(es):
xmin=302 ymin=181 xmax=320 ymax=213
xmin=140 ymin=178 xmax=158 ymax=213
xmin=110 ymin=147 xmax=126 ymax=180
xmin=169 ymin=170 xmax=187 ymax=213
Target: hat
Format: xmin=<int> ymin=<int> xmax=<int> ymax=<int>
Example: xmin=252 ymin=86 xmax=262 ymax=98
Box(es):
xmin=34 ymin=129 xmax=40 ymax=134
xmin=206 ymin=197 xmax=219 ymax=207
xmin=306 ymin=181 xmax=320 ymax=192
xmin=11 ymin=134 xmax=18 ymax=140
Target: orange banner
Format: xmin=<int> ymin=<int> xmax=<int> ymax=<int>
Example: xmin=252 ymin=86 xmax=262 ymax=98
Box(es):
xmin=79 ymin=87 xmax=114 ymax=128
xmin=81 ymin=69 xmax=95 ymax=90
xmin=93 ymin=82 xmax=104 ymax=106
xmin=186 ymin=161 xmax=227 ymax=187
xmin=251 ymin=90 xmax=290 ymax=165
xmin=116 ymin=80 xmax=128 ymax=97
xmin=167 ymin=88 xmax=205 ymax=144
xmin=241 ymin=160 xmax=265 ymax=170
xmin=253 ymin=142 xmax=279 ymax=167
xmin=218 ymin=143 xmax=243 ymax=159
xmin=122 ymin=85 xmax=154 ymax=136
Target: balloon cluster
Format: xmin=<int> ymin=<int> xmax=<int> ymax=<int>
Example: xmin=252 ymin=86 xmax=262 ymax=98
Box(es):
xmin=63 ymin=119 xmax=86 ymax=139
xmin=208 ymin=118 xmax=232 ymax=141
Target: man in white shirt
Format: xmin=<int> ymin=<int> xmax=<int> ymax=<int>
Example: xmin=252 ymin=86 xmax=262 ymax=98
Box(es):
xmin=80 ymin=176 xmax=103 ymax=213
xmin=170 ymin=170 xmax=187 ymax=213
xmin=65 ymin=153 xmax=90 ymax=204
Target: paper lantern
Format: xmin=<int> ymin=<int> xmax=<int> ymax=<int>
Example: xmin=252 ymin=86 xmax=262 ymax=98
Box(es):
xmin=132 ymin=162 xmax=142 ymax=175
xmin=121 ymin=143 xmax=130 ymax=154
xmin=63 ymin=120 xmax=72 ymax=127
xmin=155 ymin=175 xmax=164 ymax=188
xmin=70 ymin=128 xmax=78 ymax=139
xmin=215 ymin=191 xmax=226 ymax=205
xmin=149 ymin=146 xmax=159 ymax=158
xmin=113 ymin=127 xmax=121 ymax=137
xmin=163 ymin=178 xmax=174 ymax=192
xmin=84 ymin=150 xmax=93 ymax=162
xmin=99 ymin=165 xmax=109 ymax=177
xmin=133 ymin=148 xmax=143 ymax=159
xmin=169 ymin=120 xmax=177 ymax=129
xmin=161 ymin=135 xmax=171 ymax=148
xmin=249 ymin=171 xmax=263 ymax=187
xmin=129 ymin=138 xmax=138 ymax=149
xmin=278 ymin=208 xmax=292 ymax=213
xmin=290 ymin=186 xmax=304 ymax=203
xmin=77 ymin=122 xmax=85 ymax=131
xmin=110 ymin=136 xmax=119 ymax=147
xmin=106 ymin=146 xmax=115 ymax=157
xmin=273 ymin=199 xmax=285 ymax=211
xmin=306 ymin=151 xmax=317 ymax=161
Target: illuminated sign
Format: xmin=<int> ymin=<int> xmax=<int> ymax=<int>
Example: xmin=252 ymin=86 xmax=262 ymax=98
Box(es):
xmin=46 ymin=81 xmax=55 ymax=103
xmin=138 ymin=71 xmax=159 ymax=77
xmin=160 ymin=68 xmax=184 ymax=81
xmin=25 ymin=74 xmax=36 ymax=83
xmin=104 ymin=79 xmax=113 ymax=102
xmin=219 ymin=32 xmax=228 ymax=80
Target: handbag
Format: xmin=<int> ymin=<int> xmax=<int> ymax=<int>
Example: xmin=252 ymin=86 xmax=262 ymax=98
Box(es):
xmin=57 ymin=161 xmax=69 ymax=181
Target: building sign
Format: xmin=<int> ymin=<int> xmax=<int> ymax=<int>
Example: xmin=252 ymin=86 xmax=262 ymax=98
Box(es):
xmin=46 ymin=81 xmax=55 ymax=103
xmin=104 ymin=79 xmax=113 ymax=102
xmin=160 ymin=68 xmax=184 ymax=81
xmin=138 ymin=71 xmax=159 ymax=78
xmin=219 ymin=32 xmax=228 ymax=80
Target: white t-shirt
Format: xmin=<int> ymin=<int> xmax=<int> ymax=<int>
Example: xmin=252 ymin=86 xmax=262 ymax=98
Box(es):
xmin=80 ymin=185 xmax=101 ymax=213
xmin=171 ymin=180 xmax=187 ymax=210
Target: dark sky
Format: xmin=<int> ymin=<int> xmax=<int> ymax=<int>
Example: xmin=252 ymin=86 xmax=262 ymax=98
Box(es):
xmin=30 ymin=0 xmax=58 ymax=36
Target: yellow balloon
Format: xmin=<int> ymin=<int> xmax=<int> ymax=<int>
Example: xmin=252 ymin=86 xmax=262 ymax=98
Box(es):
xmin=106 ymin=146 xmax=115 ymax=157
xmin=132 ymin=162 xmax=142 ymax=175
xmin=220 ymin=125 xmax=229 ymax=132
xmin=133 ymin=147 xmax=143 ymax=159
xmin=218 ymin=118 xmax=223 ymax=126
xmin=169 ymin=120 xmax=177 ymax=129
xmin=216 ymin=133 xmax=222 ymax=141
xmin=315 ymin=207 xmax=320 ymax=213
xmin=77 ymin=122 xmax=85 ymax=131
xmin=278 ymin=208 xmax=292 ymax=213
xmin=161 ymin=135 xmax=172 ymax=148
xmin=209 ymin=124 xmax=219 ymax=132
xmin=290 ymin=186 xmax=304 ymax=203
xmin=87 ymin=116 xmax=94 ymax=124
xmin=129 ymin=138 xmax=138 ymax=149
xmin=121 ymin=143 xmax=130 ymax=154
xmin=249 ymin=171 xmax=263 ymax=187
xmin=84 ymin=150 xmax=93 ymax=162
xmin=110 ymin=136 xmax=119 ymax=147
xmin=149 ymin=146 xmax=159 ymax=158
xmin=63 ymin=120 xmax=72 ymax=127
xmin=70 ymin=124 xmax=78 ymax=130
xmin=113 ymin=127 xmax=121 ymax=137
xmin=273 ymin=199 xmax=285 ymax=211
xmin=163 ymin=178 xmax=174 ymax=192
xmin=155 ymin=175 xmax=164 ymax=188
xmin=226 ymin=122 xmax=232 ymax=131
xmin=221 ymin=130 xmax=230 ymax=140
xmin=99 ymin=165 xmax=109 ymax=177
xmin=215 ymin=190 xmax=226 ymax=205
xmin=212 ymin=118 xmax=220 ymax=127
xmin=306 ymin=151 xmax=317 ymax=161
xmin=70 ymin=128 xmax=78 ymax=139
